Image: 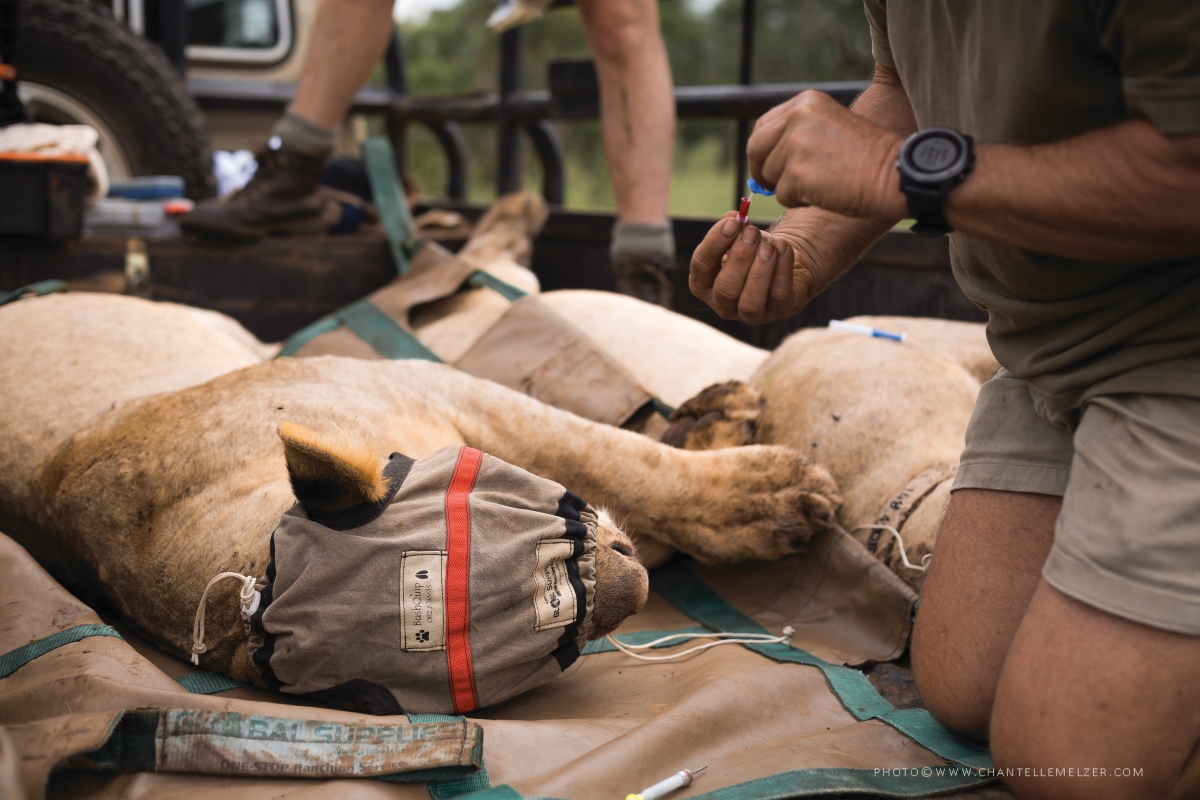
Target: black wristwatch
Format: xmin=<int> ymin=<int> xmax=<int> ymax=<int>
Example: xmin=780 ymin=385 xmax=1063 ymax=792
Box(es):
xmin=896 ymin=127 xmax=975 ymax=236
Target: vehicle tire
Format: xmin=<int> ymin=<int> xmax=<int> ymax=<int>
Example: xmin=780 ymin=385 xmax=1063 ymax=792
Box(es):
xmin=16 ymin=0 xmax=216 ymax=198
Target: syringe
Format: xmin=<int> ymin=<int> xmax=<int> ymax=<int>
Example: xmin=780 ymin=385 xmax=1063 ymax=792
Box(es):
xmin=626 ymin=766 xmax=707 ymax=800
xmin=828 ymin=319 xmax=907 ymax=342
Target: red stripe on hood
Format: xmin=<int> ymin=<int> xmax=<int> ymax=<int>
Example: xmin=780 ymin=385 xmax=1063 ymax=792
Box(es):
xmin=444 ymin=446 xmax=482 ymax=712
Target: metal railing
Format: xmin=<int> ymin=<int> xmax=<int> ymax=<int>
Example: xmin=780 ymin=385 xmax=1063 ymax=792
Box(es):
xmin=188 ymin=1 xmax=870 ymax=205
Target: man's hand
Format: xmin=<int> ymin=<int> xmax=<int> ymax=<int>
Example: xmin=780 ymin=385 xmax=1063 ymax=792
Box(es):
xmin=687 ymin=71 xmax=916 ymax=323
xmin=689 ymin=212 xmax=824 ymax=325
xmin=747 ymin=90 xmax=908 ymax=218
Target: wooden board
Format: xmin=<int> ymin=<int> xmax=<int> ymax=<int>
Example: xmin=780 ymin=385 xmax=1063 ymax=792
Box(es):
xmin=0 ymin=207 xmax=983 ymax=344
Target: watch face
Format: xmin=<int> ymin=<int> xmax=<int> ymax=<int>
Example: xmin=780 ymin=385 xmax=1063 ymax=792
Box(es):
xmin=898 ymin=127 xmax=971 ymax=184
xmin=911 ymin=136 xmax=959 ymax=173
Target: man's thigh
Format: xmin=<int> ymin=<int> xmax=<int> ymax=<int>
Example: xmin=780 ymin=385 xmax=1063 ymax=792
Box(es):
xmin=987 ymin=392 xmax=1200 ymax=798
xmin=992 ymin=580 xmax=1200 ymax=800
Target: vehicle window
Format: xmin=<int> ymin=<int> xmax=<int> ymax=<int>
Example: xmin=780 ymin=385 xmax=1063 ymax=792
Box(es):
xmin=187 ymin=0 xmax=279 ymax=49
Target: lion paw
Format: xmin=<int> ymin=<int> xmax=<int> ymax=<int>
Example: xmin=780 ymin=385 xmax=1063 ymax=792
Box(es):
xmin=660 ymin=381 xmax=763 ymax=451
xmin=665 ymin=445 xmax=842 ymax=563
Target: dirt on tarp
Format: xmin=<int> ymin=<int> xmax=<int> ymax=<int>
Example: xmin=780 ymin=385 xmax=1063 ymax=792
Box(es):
xmin=0 ymin=529 xmax=1004 ymax=800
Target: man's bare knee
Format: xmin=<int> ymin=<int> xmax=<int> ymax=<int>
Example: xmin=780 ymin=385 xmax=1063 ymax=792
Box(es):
xmin=910 ymin=489 xmax=1058 ymax=738
xmin=911 ymin=599 xmax=993 ymax=739
xmin=578 ymin=0 xmax=659 ymax=66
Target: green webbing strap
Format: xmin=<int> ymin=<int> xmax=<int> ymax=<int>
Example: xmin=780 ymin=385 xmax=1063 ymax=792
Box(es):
xmin=406 ymin=714 xmax=494 ymax=799
xmin=277 ymin=314 xmax=341 ymax=358
xmin=337 ymin=298 xmax=442 ymax=362
xmin=0 ymin=623 xmax=121 ymax=679
xmin=650 ymin=561 xmax=993 ymax=772
xmin=650 ymin=397 xmax=676 ymax=420
xmin=363 ymin=136 xmax=421 ymax=276
xmin=466 ymin=270 xmax=528 ymax=302
xmin=0 ymin=279 xmax=67 ymax=307
xmin=175 ymin=672 xmax=249 ymax=694
xmin=274 ymin=268 xmax=530 ymax=360
xmin=689 ymin=767 xmax=994 ymax=800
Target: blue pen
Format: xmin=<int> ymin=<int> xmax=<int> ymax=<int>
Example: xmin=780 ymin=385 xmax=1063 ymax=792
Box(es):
xmin=746 ymin=178 xmax=776 ymax=197
xmin=828 ymin=319 xmax=907 ymax=343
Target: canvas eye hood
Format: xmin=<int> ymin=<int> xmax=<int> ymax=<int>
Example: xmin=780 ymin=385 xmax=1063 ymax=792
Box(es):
xmin=246 ymin=444 xmax=598 ymax=715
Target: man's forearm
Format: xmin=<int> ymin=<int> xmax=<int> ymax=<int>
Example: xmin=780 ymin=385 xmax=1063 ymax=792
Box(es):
xmin=770 ymin=67 xmax=917 ymax=295
xmin=947 ymin=121 xmax=1200 ymax=262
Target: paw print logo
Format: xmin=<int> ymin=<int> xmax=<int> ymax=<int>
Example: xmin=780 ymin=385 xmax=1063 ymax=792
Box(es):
xmin=416 ymin=629 xmax=430 ymax=643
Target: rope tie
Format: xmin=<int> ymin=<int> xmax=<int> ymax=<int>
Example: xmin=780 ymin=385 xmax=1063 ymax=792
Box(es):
xmin=851 ymin=524 xmax=932 ymax=572
xmin=605 ymin=626 xmax=796 ymax=663
xmin=191 ymin=572 xmax=260 ymax=665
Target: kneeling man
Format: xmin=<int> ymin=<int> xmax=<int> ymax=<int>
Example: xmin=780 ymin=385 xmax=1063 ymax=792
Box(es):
xmin=687 ymin=2 xmax=1200 ymax=798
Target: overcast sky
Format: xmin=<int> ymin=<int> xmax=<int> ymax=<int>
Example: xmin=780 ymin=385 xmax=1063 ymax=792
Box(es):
xmin=393 ymin=0 xmax=720 ymax=23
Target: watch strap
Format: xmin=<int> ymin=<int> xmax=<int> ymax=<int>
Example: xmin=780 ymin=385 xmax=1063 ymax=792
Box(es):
xmin=903 ymin=181 xmax=954 ymax=236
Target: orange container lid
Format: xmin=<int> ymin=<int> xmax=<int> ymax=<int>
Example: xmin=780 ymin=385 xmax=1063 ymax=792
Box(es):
xmin=0 ymin=151 xmax=90 ymax=164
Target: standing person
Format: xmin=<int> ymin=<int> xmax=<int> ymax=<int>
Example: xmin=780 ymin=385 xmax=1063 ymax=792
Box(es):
xmin=686 ymin=3 xmax=1200 ymax=798
xmin=182 ymin=0 xmax=678 ymax=307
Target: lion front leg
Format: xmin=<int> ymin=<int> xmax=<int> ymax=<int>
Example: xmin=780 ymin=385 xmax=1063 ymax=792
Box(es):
xmin=420 ymin=363 xmax=842 ymax=563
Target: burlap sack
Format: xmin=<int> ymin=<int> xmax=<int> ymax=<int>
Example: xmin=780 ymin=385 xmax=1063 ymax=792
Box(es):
xmin=282 ymin=243 xmax=667 ymax=435
xmin=248 ymin=445 xmax=598 ymax=715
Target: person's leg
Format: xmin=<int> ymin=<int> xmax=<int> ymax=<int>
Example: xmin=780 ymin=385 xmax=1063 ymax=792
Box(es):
xmin=990 ymin=391 xmax=1200 ymax=798
xmin=910 ymin=368 xmax=1074 ymax=738
xmin=577 ymin=0 xmax=677 ymax=306
xmin=991 ymin=580 xmax=1200 ymax=800
xmin=577 ymin=0 xmax=674 ymax=225
xmin=290 ymin=0 xmax=397 ymax=131
xmin=183 ymin=0 xmax=393 ymax=239
xmin=910 ymin=488 xmax=1059 ymax=739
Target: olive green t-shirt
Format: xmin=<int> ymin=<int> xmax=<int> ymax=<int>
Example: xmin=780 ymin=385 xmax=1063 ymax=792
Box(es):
xmin=864 ymin=0 xmax=1200 ymax=424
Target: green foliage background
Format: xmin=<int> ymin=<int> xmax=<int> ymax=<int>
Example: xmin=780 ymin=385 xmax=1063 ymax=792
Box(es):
xmin=389 ymin=0 xmax=872 ymax=220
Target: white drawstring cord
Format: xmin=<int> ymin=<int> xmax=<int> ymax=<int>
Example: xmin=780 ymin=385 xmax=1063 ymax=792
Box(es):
xmin=191 ymin=572 xmax=260 ymax=665
xmin=605 ymin=626 xmax=795 ymax=663
xmin=850 ymin=524 xmax=932 ymax=572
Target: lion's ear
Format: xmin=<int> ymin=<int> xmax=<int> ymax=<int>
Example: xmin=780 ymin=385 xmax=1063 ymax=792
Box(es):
xmin=278 ymin=422 xmax=388 ymax=512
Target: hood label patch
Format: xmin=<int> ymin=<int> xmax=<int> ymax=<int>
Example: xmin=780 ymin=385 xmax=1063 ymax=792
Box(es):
xmin=533 ymin=539 xmax=576 ymax=631
xmin=401 ymin=551 xmax=448 ymax=651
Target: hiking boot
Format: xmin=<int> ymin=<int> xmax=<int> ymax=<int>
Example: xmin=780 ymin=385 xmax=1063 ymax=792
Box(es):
xmin=180 ymin=145 xmax=329 ymax=241
xmin=612 ymin=251 xmax=677 ymax=308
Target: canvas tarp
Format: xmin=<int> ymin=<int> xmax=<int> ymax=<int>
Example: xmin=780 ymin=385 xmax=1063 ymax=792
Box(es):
xmin=0 ymin=527 xmax=997 ymax=800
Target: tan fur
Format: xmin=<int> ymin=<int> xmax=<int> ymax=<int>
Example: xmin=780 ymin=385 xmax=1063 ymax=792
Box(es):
xmin=0 ymin=293 xmax=838 ymax=686
xmin=277 ymin=422 xmax=389 ymax=510
xmin=655 ymin=328 xmax=980 ymax=591
xmin=589 ymin=507 xmax=648 ymax=638
xmin=529 ymin=306 xmax=988 ymax=590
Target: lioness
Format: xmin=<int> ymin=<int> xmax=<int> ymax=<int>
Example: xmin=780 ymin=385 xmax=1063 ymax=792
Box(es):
xmin=282 ymin=192 xmax=996 ymax=588
xmin=0 ymin=292 xmax=840 ymax=693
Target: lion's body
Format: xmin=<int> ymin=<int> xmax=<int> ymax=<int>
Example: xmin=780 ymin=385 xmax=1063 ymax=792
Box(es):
xmin=0 ymin=292 xmax=838 ymax=687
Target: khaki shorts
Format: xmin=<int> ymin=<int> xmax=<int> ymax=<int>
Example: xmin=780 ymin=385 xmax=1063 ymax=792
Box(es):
xmin=953 ymin=369 xmax=1200 ymax=636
